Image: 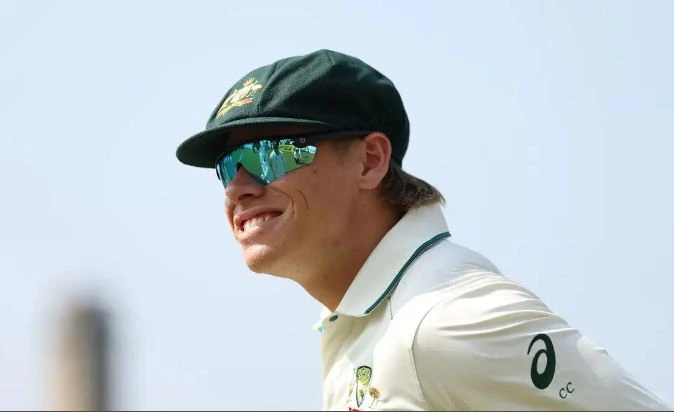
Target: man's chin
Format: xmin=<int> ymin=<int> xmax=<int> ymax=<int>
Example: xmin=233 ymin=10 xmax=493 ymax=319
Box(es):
xmin=242 ymin=246 xmax=301 ymax=281
xmin=242 ymin=245 xmax=279 ymax=274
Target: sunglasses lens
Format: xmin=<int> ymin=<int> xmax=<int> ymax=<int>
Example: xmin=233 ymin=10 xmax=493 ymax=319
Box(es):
xmin=216 ymin=138 xmax=317 ymax=187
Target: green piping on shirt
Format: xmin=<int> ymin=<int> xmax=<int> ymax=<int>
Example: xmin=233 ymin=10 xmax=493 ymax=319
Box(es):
xmin=363 ymin=231 xmax=450 ymax=315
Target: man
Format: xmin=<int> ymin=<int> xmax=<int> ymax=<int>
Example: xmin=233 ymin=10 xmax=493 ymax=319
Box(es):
xmin=258 ymin=139 xmax=274 ymax=182
xmin=176 ymin=49 xmax=668 ymax=410
xmin=268 ymin=141 xmax=287 ymax=179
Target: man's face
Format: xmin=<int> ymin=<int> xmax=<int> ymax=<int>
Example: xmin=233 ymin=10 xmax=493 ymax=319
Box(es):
xmin=223 ymin=129 xmax=362 ymax=280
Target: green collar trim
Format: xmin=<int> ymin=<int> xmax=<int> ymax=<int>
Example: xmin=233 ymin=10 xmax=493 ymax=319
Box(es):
xmin=363 ymin=231 xmax=450 ymax=315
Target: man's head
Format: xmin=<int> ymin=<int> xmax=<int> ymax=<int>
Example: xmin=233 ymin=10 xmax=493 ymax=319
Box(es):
xmin=176 ymin=49 xmax=443 ymax=290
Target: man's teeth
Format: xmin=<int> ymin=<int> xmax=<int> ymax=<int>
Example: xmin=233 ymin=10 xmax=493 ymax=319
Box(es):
xmin=242 ymin=213 xmax=276 ymax=231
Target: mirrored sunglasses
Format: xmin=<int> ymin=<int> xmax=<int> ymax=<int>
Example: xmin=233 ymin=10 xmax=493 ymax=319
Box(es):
xmin=215 ymin=131 xmax=369 ymax=188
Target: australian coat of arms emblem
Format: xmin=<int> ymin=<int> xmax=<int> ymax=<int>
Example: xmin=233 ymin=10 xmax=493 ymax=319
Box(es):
xmin=216 ymin=77 xmax=263 ymax=118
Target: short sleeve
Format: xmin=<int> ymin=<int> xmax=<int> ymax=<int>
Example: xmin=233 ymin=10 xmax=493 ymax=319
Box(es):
xmin=410 ymin=274 xmax=670 ymax=411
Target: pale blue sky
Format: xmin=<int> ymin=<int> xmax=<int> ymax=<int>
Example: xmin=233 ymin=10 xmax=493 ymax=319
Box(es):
xmin=1 ymin=0 xmax=672 ymax=409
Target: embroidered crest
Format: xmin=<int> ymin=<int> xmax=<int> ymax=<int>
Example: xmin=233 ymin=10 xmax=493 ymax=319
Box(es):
xmin=347 ymin=365 xmax=380 ymax=409
xmin=216 ymin=77 xmax=263 ymax=118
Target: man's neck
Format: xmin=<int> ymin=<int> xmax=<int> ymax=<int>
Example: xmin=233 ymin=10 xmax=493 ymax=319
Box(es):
xmin=301 ymin=202 xmax=403 ymax=312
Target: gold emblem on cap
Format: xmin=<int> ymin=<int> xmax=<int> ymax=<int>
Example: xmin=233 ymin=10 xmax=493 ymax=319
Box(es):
xmin=216 ymin=78 xmax=263 ymax=118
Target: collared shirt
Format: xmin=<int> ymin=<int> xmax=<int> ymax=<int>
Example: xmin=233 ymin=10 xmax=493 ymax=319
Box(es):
xmin=317 ymin=203 xmax=669 ymax=411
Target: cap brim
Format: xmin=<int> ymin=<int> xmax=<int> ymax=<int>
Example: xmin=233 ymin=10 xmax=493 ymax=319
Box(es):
xmin=176 ymin=117 xmax=338 ymax=168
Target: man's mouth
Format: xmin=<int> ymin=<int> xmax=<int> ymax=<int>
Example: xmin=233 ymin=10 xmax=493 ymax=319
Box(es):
xmin=240 ymin=211 xmax=282 ymax=232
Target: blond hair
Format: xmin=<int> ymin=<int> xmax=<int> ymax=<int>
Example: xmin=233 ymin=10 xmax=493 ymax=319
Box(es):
xmin=380 ymin=160 xmax=445 ymax=213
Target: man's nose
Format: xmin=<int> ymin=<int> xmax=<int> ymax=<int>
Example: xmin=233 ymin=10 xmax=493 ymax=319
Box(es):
xmin=225 ymin=167 xmax=265 ymax=203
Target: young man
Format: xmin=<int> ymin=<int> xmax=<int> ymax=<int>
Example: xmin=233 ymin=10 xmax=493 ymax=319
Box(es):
xmin=268 ymin=142 xmax=287 ymax=179
xmin=176 ymin=49 xmax=669 ymax=411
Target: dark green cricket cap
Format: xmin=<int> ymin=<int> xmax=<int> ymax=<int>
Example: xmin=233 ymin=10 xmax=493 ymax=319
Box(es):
xmin=176 ymin=49 xmax=410 ymax=168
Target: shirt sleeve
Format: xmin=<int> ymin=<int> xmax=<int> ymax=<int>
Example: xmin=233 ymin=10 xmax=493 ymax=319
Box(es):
xmin=410 ymin=273 xmax=670 ymax=411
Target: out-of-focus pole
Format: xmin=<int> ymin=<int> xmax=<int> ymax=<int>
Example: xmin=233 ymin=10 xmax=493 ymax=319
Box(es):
xmin=51 ymin=301 xmax=110 ymax=411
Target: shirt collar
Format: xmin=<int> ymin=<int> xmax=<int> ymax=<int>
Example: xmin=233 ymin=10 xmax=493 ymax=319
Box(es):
xmin=334 ymin=202 xmax=450 ymax=318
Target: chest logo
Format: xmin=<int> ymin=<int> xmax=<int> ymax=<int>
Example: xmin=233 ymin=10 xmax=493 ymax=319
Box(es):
xmin=347 ymin=365 xmax=380 ymax=409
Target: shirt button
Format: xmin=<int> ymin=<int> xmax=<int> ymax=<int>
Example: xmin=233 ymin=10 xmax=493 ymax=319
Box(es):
xmin=329 ymin=315 xmax=339 ymax=322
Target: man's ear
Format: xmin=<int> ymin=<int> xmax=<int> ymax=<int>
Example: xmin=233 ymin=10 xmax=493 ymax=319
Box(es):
xmin=358 ymin=132 xmax=391 ymax=191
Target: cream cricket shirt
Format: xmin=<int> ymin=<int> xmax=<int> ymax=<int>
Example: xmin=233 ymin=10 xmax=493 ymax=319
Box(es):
xmin=316 ymin=203 xmax=669 ymax=411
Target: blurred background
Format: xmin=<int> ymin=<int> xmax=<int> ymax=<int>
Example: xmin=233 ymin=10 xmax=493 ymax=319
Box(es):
xmin=1 ymin=0 xmax=672 ymax=410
